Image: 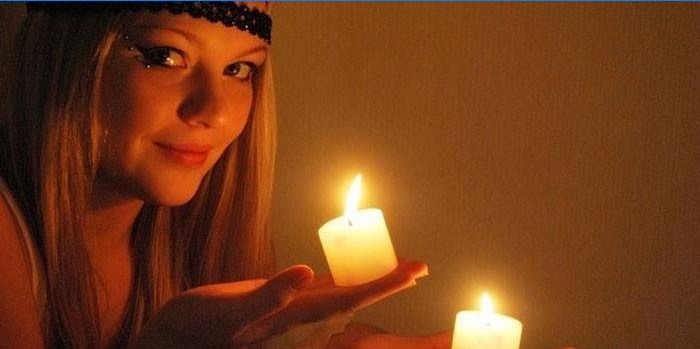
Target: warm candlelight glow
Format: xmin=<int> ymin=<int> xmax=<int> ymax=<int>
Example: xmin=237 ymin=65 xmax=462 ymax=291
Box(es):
xmin=319 ymin=173 xmax=397 ymax=286
xmin=344 ymin=173 xmax=362 ymax=222
xmin=481 ymin=293 xmax=494 ymax=314
xmin=452 ymin=292 xmax=522 ymax=349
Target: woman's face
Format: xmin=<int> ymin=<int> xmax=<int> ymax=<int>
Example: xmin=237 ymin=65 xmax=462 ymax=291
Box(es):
xmin=98 ymin=10 xmax=267 ymax=206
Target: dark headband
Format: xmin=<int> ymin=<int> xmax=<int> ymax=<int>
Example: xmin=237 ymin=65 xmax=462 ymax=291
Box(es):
xmin=26 ymin=2 xmax=272 ymax=44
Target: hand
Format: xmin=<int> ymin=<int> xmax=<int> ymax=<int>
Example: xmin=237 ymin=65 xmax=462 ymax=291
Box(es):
xmin=132 ymin=259 xmax=428 ymax=348
xmin=131 ymin=265 xmax=314 ymax=349
xmin=236 ymin=258 xmax=429 ymax=344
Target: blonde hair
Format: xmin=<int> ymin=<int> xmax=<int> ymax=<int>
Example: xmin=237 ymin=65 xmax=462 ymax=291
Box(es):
xmin=0 ymin=8 xmax=276 ymax=349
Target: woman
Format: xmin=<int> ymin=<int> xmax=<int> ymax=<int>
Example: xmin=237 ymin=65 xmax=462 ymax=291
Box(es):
xmin=0 ymin=2 xmax=447 ymax=348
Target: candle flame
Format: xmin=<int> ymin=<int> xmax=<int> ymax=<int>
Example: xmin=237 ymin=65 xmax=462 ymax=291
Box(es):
xmin=344 ymin=174 xmax=362 ymax=221
xmin=480 ymin=292 xmax=495 ymax=314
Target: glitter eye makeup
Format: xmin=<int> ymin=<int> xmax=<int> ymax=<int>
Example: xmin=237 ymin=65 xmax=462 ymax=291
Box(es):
xmin=123 ymin=35 xmax=187 ymax=69
xmin=224 ymin=61 xmax=257 ymax=81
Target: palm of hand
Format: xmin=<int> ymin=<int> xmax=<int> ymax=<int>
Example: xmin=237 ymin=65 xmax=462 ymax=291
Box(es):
xmin=133 ymin=259 xmax=428 ymax=349
xmin=239 ymin=259 xmax=428 ymax=343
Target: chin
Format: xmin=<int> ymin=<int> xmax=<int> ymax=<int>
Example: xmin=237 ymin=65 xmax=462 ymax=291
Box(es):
xmin=150 ymin=190 xmax=198 ymax=207
xmin=139 ymin=177 xmax=203 ymax=207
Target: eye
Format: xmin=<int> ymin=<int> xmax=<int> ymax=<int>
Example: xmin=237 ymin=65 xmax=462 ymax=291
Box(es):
xmin=224 ymin=62 xmax=256 ymax=81
xmin=136 ymin=46 xmax=187 ymax=69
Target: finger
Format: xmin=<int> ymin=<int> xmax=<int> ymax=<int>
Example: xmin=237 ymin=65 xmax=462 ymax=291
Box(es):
xmin=236 ymin=265 xmax=314 ymax=323
xmin=346 ymin=331 xmax=452 ymax=349
xmin=230 ymin=260 xmax=428 ymax=344
xmin=186 ymin=279 xmax=267 ymax=297
xmin=305 ymin=274 xmax=335 ymax=290
xmin=327 ymin=323 xmax=386 ymax=348
xmin=227 ymin=265 xmax=314 ymax=345
xmin=230 ymin=279 xmax=268 ymax=292
xmin=297 ymin=258 xmax=426 ymax=294
xmin=338 ymin=258 xmax=429 ymax=309
xmin=297 ymin=258 xmax=427 ymax=292
xmin=207 ymin=279 xmax=268 ymax=294
xmin=419 ymin=331 xmax=453 ymax=349
xmin=394 ymin=257 xmax=430 ymax=280
xmin=307 ymin=258 xmax=428 ymax=315
xmin=259 ymin=259 xmax=429 ymax=327
xmin=228 ymin=273 xmax=336 ymax=344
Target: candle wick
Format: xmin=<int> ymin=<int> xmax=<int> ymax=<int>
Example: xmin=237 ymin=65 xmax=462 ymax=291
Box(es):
xmin=347 ymin=217 xmax=353 ymax=227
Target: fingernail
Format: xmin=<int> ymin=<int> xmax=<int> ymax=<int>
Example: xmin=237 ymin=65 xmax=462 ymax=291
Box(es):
xmin=417 ymin=267 xmax=429 ymax=278
xmin=289 ymin=267 xmax=314 ymax=290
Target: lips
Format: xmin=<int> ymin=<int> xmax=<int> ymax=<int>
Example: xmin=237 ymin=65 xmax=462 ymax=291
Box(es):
xmin=156 ymin=142 xmax=211 ymax=167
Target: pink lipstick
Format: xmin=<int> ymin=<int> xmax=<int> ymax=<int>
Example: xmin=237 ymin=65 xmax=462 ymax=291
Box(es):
xmin=156 ymin=143 xmax=211 ymax=167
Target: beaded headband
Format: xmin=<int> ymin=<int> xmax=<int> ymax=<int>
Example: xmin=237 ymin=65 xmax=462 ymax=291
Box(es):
xmin=26 ymin=2 xmax=272 ymax=44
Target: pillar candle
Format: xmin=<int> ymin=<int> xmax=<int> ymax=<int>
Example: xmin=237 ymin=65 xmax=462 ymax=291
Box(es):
xmin=318 ymin=174 xmax=398 ymax=286
xmin=452 ymin=293 xmax=522 ymax=349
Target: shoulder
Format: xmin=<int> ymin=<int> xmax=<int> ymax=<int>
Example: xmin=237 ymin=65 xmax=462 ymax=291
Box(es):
xmin=0 ymin=182 xmax=45 ymax=348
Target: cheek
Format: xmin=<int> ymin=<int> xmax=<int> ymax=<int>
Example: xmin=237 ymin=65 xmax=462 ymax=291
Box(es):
xmin=98 ymin=55 xmax=188 ymax=203
xmin=100 ymin=65 xmax=165 ymax=171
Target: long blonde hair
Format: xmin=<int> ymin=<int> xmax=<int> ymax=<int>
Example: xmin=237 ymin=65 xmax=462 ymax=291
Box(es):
xmin=0 ymin=8 xmax=276 ymax=348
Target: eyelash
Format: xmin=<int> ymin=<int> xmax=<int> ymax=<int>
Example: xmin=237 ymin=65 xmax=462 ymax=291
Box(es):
xmin=134 ymin=46 xmax=186 ymax=69
xmin=129 ymin=43 xmax=258 ymax=81
xmin=224 ymin=61 xmax=257 ymax=81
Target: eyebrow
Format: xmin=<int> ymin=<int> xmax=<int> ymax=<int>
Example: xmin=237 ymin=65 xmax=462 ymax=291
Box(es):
xmin=236 ymin=45 xmax=268 ymax=58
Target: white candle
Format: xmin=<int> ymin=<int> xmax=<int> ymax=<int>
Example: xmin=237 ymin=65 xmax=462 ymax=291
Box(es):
xmin=318 ymin=174 xmax=398 ymax=286
xmin=452 ymin=293 xmax=523 ymax=349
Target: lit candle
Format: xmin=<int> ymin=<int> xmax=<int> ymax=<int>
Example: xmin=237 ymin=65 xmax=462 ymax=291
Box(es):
xmin=318 ymin=174 xmax=398 ymax=286
xmin=452 ymin=293 xmax=523 ymax=349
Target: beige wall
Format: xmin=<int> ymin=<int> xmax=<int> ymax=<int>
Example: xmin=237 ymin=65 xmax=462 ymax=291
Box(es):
xmin=2 ymin=3 xmax=698 ymax=349
xmin=271 ymin=3 xmax=699 ymax=349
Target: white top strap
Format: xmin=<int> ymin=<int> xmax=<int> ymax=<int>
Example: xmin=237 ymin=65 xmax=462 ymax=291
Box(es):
xmin=0 ymin=177 xmax=46 ymax=311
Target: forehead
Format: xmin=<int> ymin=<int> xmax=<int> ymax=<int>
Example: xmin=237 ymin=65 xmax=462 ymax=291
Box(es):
xmin=124 ymin=9 xmax=269 ymax=52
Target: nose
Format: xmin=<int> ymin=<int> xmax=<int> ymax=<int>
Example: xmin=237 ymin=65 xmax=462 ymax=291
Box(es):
xmin=177 ymin=66 xmax=250 ymax=129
